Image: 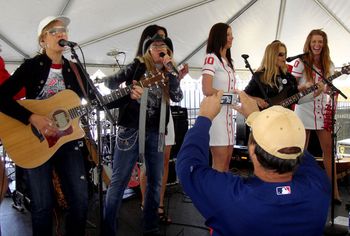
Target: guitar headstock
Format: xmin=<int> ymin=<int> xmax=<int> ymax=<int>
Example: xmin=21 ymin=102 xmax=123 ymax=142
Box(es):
xmin=141 ymin=72 xmax=169 ymax=88
xmin=341 ymin=63 xmax=350 ymax=75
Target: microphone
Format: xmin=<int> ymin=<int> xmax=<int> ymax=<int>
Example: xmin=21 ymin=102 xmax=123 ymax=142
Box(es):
xmin=241 ymin=54 xmax=254 ymax=75
xmin=159 ymin=52 xmax=179 ymax=76
xmin=241 ymin=54 xmax=249 ymax=60
xmin=106 ymin=49 xmax=125 ymax=57
xmin=286 ymin=52 xmax=308 ymax=62
xmin=58 ymin=39 xmax=77 ymax=47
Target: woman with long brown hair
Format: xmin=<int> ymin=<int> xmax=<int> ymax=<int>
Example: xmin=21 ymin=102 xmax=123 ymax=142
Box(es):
xmin=291 ymin=29 xmax=340 ymax=202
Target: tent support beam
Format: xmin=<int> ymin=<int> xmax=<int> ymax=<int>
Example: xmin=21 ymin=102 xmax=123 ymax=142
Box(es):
xmin=59 ymin=0 xmax=73 ymax=15
xmin=79 ymin=0 xmax=214 ymax=48
xmin=178 ymin=0 xmax=258 ymax=65
xmin=0 ymin=33 xmax=30 ymax=59
xmin=275 ymin=0 xmax=286 ymax=40
xmin=313 ymin=0 xmax=350 ymax=35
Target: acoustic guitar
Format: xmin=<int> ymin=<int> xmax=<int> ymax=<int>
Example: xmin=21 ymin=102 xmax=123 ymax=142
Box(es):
xmin=0 ymin=72 xmax=167 ymax=168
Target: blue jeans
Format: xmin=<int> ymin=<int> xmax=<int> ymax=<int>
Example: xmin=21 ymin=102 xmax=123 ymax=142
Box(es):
xmin=25 ymin=141 xmax=88 ymax=236
xmin=103 ymin=127 xmax=164 ymax=235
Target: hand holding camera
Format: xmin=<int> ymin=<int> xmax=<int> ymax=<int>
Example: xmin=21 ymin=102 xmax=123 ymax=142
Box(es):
xmin=220 ymin=92 xmax=240 ymax=106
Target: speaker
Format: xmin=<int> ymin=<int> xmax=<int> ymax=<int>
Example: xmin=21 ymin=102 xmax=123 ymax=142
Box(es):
xmin=170 ymin=106 xmax=188 ymax=159
xmin=307 ymin=130 xmax=322 ymax=157
xmin=167 ymin=159 xmax=177 ymax=184
xmin=235 ymin=113 xmax=250 ymax=146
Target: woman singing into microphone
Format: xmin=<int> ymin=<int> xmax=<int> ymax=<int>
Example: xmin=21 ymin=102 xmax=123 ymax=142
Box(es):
xmin=0 ymin=16 xmax=143 ymax=236
xmin=103 ymin=33 xmax=183 ymax=236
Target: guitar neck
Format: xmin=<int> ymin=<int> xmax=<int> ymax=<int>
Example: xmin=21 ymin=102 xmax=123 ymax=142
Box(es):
xmin=280 ymin=85 xmax=318 ymax=107
xmin=68 ymin=80 xmax=148 ymax=118
xmin=101 ymin=80 xmax=146 ymax=104
xmin=69 ymin=104 xmax=90 ymax=120
xmin=279 ymin=71 xmax=343 ymax=107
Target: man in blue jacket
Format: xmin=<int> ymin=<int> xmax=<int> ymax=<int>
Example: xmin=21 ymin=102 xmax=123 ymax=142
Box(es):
xmin=176 ymin=90 xmax=331 ymax=236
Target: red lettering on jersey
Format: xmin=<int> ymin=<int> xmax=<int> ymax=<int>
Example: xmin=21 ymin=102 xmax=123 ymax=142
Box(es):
xmin=204 ymin=56 xmax=214 ymax=65
xmin=293 ymin=60 xmax=300 ymax=68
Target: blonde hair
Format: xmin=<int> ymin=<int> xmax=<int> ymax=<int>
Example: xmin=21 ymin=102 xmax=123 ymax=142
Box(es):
xmin=256 ymin=40 xmax=288 ymax=87
xmin=302 ymin=29 xmax=332 ymax=82
xmin=37 ymin=20 xmax=60 ymax=54
xmin=140 ymin=47 xmax=175 ymax=103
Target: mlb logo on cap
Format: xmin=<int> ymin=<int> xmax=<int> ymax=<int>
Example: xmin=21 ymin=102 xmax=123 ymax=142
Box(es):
xmin=276 ymin=186 xmax=291 ymax=195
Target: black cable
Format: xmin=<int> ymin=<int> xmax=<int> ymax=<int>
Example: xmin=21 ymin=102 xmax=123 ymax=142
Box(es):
xmin=161 ymin=184 xmax=211 ymax=234
xmin=77 ymin=45 xmax=87 ymax=71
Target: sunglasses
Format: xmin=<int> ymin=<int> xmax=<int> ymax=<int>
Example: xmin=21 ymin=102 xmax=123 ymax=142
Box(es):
xmin=46 ymin=27 xmax=68 ymax=36
xmin=278 ymin=52 xmax=286 ymax=57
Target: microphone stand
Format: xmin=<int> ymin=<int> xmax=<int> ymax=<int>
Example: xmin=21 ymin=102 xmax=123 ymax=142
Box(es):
xmin=69 ymin=45 xmax=116 ymax=235
xmin=241 ymin=54 xmax=271 ymax=105
xmin=301 ymin=59 xmax=348 ymax=236
xmin=241 ymin=54 xmax=254 ymax=75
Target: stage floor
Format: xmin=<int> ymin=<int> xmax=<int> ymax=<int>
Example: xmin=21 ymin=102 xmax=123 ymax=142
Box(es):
xmin=0 ymin=184 xmax=210 ymax=236
xmin=1 ymin=165 xmax=350 ymax=235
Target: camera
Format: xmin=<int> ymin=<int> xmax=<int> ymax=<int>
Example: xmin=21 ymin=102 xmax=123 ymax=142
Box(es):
xmin=220 ymin=92 xmax=240 ymax=105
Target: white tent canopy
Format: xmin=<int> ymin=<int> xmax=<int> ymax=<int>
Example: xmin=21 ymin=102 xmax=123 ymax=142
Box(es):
xmin=1 ymin=0 xmax=350 ymax=79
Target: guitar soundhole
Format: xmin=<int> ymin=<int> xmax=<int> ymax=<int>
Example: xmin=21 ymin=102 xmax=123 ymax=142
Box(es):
xmin=52 ymin=109 xmax=70 ymax=130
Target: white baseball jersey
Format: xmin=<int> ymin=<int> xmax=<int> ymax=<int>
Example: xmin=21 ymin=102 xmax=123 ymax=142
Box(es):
xmin=202 ymin=53 xmax=236 ymax=146
xmin=291 ymin=58 xmax=332 ymax=130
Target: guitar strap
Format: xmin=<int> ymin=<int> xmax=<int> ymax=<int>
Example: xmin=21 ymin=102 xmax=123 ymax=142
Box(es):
xmin=69 ymin=60 xmax=96 ymax=160
xmin=69 ymin=61 xmax=89 ymax=99
xmin=138 ymin=88 xmax=148 ymax=169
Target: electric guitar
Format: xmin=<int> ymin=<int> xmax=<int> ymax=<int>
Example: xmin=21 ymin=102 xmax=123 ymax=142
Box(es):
xmin=0 ymin=72 xmax=167 ymax=168
xmin=278 ymin=64 xmax=350 ymax=108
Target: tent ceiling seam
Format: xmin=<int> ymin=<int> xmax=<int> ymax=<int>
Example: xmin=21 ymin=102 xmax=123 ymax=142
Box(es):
xmin=313 ymin=0 xmax=350 ymax=35
xmin=78 ymin=0 xmax=214 ymax=48
xmin=178 ymin=0 xmax=258 ymax=65
xmin=0 ymin=33 xmax=30 ymax=59
xmin=59 ymin=0 xmax=73 ymax=15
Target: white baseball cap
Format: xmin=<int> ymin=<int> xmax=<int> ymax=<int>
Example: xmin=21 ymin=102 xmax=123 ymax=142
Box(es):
xmin=37 ymin=16 xmax=70 ymax=37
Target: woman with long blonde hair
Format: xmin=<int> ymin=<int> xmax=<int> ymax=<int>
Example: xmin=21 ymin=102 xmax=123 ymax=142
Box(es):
xmin=103 ymin=33 xmax=183 ymax=235
xmin=244 ymin=40 xmax=298 ymax=110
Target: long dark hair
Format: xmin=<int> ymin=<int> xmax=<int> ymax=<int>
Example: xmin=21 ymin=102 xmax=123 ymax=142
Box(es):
xmin=206 ymin=22 xmax=233 ymax=69
xmin=136 ymin=25 xmax=168 ymax=57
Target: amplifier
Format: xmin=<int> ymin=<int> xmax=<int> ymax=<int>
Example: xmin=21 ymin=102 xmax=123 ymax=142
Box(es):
xmin=337 ymin=139 xmax=350 ymax=158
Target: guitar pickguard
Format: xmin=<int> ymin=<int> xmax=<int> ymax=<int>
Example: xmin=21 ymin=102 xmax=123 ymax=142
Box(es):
xmin=46 ymin=126 xmax=73 ymax=148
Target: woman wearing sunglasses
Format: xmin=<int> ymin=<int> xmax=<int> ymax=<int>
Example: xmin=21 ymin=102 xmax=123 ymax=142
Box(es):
xmin=244 ymin=40 xmax=299 ymax=110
